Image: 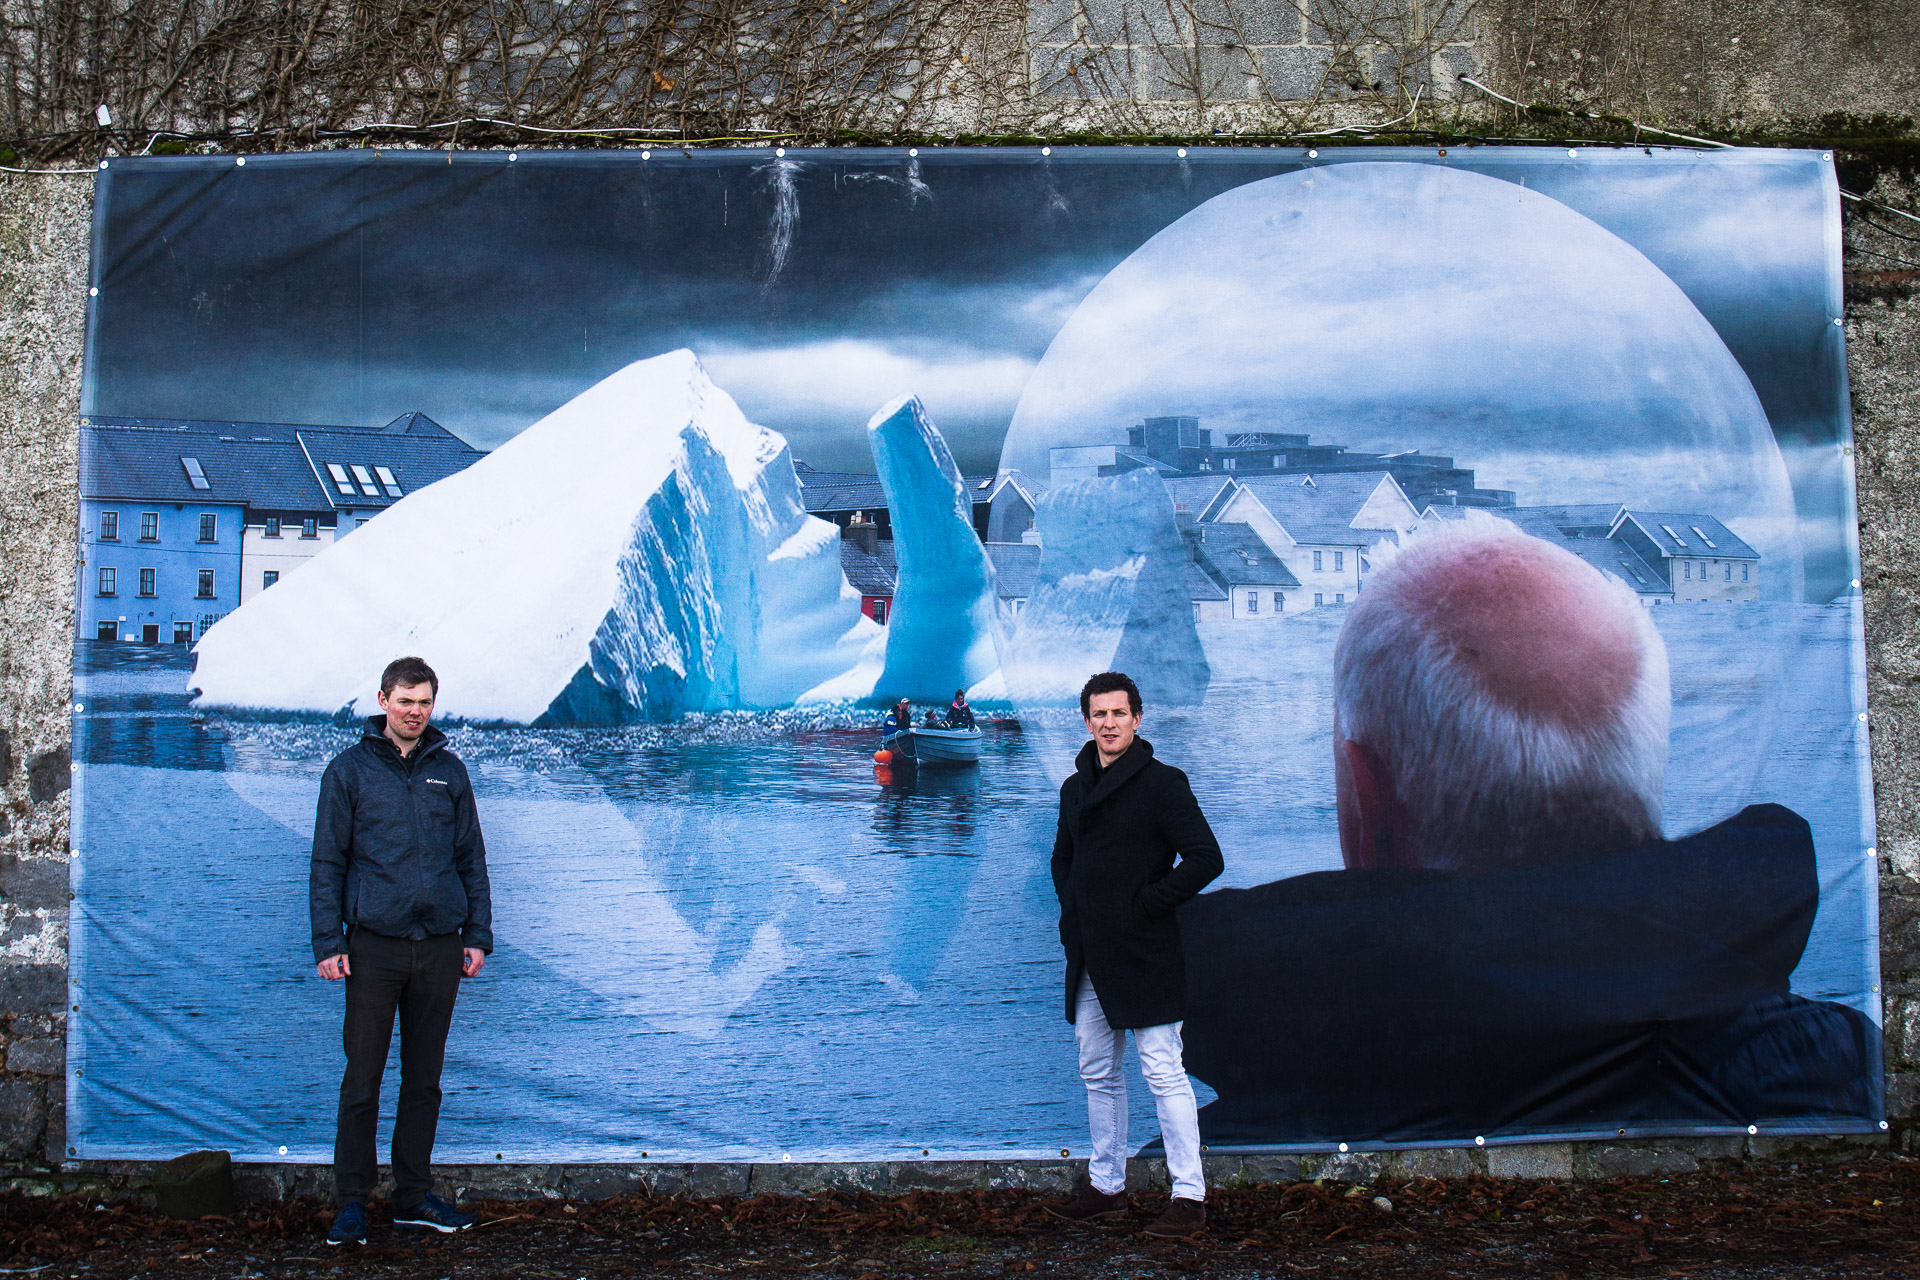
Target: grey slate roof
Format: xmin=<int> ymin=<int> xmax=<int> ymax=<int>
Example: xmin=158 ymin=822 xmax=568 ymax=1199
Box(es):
xmin=1187 ymin=563 xmax=1229 ymax=602
xmin=1162 ymin=475 xmax=1237 ymax=520
xmin=838 ymin=538 xmax=898 ymax=595
xmin=1619 ymin=511 xmax=1759 ymax=560
xmin=795 ymin=462 xmax=994 ymax=516
xmin=1230 ymin=471 xmax=1404 ymax=545
xmin=984 ymin=542 xmax=1041 ymax=599
xmin=1190 ymin=523 xmax=1302 ymax=588
xmin=82 ymin=415 xmax=483 ymax=511
xmin=1425 ymin=506 xmax=1672 ymax=596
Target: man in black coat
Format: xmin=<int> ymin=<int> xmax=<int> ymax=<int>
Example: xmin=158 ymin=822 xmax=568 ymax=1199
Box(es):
xmin=1046 ymin=671 xmax=1223 ymax=1238
xmin=1180 ymin=516 xmax=1880 ymax=1146
xmin=311 ymin=656 xmax=493 ymax=1246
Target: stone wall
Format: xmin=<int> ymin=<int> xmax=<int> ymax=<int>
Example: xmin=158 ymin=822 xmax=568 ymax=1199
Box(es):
xmin=2 ymin=0 xmax=1918 ymax=1192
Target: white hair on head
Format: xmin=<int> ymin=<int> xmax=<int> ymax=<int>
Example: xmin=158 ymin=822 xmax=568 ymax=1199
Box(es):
xmin=1334 ymin=511 xmax=1670 ymax=871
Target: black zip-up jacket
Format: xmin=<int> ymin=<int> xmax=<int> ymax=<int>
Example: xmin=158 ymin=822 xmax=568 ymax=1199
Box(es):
xmin=309 ymin=717 xmax=494 ymax=963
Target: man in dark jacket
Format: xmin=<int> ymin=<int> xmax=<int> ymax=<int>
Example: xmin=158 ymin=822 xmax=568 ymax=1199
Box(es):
xmin=311 ymin=656 xmax=493 ymax=1245
xmin=1046 ymin=671 xmax=1223 ymax=1238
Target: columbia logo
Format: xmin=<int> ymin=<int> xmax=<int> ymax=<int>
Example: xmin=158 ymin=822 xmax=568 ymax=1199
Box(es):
xmin=425 ymin=778 xmax=448 ymax=786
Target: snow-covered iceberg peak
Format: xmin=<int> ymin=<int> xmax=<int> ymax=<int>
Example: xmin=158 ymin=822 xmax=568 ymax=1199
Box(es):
xmin=866 ymin=395 xmax=1001 ymax=703
xmin=190 ymin=350 xmax=869 ymax=724
xmin=1000 ymin=468 xmax=1210 ymax=708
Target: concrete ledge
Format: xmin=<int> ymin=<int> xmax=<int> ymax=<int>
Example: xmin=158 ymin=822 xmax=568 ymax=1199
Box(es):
xmin=8 ymin=1133 xmax=1893 ymax=1204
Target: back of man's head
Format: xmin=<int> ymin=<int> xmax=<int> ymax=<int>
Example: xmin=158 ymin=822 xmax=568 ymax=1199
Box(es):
xmin=1334 ymin=513 xmax=1670 ymax=872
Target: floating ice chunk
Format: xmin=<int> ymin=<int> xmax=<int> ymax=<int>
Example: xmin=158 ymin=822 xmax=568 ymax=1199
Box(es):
xmin=1000 ymin=469 xmax=1210 ymax=708
xmin=866 ymin=395 xmax=1002 ymax=703
xmin=190 ymin=350 xmax=867 ymax=724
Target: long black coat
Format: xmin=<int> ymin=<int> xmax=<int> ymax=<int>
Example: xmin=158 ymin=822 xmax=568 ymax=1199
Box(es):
xmin=1052 ymin=737 xmax=1224 ymax=1029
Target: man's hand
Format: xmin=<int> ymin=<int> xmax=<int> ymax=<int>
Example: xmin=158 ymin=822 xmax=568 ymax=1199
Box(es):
xmin=462 ymin=948 xmax=486 ymax=978
xmin=317 ymin=954 xmax=351 ymax=981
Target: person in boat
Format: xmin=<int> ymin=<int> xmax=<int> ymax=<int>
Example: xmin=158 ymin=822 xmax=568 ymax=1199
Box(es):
xmin=1178 ymin=514 xmax=1879 ymax=1146
xmin=882 ymin=699 xmax=913 ymax=735
xmin=922 ymin=709 xmax=943 ymax=728
xmin=947 ymin=689 xmax=976 ymax=730
xmin=1046 ymin=670 xmax=1223 ymax=1239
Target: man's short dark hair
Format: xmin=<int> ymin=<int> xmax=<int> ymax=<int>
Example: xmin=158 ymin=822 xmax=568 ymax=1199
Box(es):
xmin=1080 ymin=671 xmax=1141 ymax=719
xmin=381 ymin=656 xmax=439 ymax=697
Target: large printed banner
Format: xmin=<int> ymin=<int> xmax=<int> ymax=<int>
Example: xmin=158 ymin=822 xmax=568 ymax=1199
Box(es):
xmin=72 ymin=146 xmax=1880 ymax=1161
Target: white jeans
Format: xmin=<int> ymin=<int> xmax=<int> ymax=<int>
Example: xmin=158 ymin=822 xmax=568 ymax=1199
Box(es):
xmin=1073 ymin=974 xmax=1205 ymax=1201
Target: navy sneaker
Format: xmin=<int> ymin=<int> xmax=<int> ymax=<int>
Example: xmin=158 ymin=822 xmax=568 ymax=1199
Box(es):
xmin=393 ymin=1192 xmax=476 ymax=1233
xmin=326 ymin=1202 xmax=368 ymax=1247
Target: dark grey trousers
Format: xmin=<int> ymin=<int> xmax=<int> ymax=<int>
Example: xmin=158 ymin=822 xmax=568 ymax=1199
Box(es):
xmin=334 ymin=929 xmax=463 ymax=1210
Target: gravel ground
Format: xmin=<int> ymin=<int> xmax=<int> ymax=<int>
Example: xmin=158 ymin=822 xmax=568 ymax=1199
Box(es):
xmin=5 ymin=1153 xmax=1920 ymax=1278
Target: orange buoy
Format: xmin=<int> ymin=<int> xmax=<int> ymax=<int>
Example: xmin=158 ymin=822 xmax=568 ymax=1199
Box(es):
xmin=873 ymin=749 xmax=893 ymax=764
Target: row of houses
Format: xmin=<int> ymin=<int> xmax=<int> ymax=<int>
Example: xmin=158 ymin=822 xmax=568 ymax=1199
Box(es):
xmin=77 ymin=410 xmax=1757 ymax=650
xmin=843 ymin=467 xmax=1759 ymax=628
xmin=79 ymin=414 xmax=482 ymax=644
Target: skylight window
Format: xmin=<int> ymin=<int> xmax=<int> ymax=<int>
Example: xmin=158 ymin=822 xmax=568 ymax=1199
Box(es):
xmin=1690 ymin=525 xmax=1717 ymax=549
xmin=181 ymin=457 xmax=211 ymax=490
xmin=350 ymin=464 xmax=380 ymax=496
xmin=977 ymin=478 xmax=992 ymax=490
xmin=1659 ymin=523 xmax=1688 ymax=548
xmin=374 ymin=466 xmax=403 ymax=498
xmin=326 ymin=463 xmax=355 ymax=496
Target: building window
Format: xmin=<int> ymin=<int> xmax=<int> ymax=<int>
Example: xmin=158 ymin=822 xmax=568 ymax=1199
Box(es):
xmin=263 ymin=516 xmax=281 ymax=538
xmin=871 ymin=598 xmax=888 ymax=624
xmin=1274 ymin=592 xmax=1284 ymax=611
xmin=1314 ymin=592 xmax=1324 ymax=607
xmin=374 ymin=466 xmax=403 ymax=498
xmin=99 ymin=511 xmax=119 ymax=540
xmin=1246 ymin=592 xmax=1259 ymax=614
xmin=1335 ymin=593 xmax=1345 ymax=604
xmin=1724 ymin=563 xmax=1732 ymax=583
xmin=138 ymin=568 xmax=156 ymax=597
xmin=1334 ymin=551 xmax=1344 ymax=572
xmin=139 ymin=511 xmax=158 ymax=541
xmin=173 ymin=622 xmax=194 ymax=644
xmin=198 ymin=513 xmax=217 ymax=542
xmin=1682 ymin=562 xmax=1691 ymax=581
xmin=1223 ymin=457 xmax=1236 ymax=470
xmin=196 ymin=569 xmax=215 ymax=599
xmin=97 ymin=567 xmax=116 ymax=596
xmin=1313 ymin=551 xmax=1323 ymax=572
xmin=301 ymin=518 xmax=318 ymax=539
xmin=1192 ymin=602 xmax=1202 ymax=621
xmin=326 ymin=463 xmax=356 ymax=495
xmin=1742 ymin=564 xmax=1750 ymax=582
xmin=263 ymin=570 xmax=280 ymax=589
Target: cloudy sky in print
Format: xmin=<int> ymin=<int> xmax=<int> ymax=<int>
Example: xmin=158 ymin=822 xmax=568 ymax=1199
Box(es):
xmin=85 ymin=146 xmax=1852 ymax=596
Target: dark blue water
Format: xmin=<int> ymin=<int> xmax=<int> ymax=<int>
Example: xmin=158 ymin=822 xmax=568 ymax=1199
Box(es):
xmin=67 ymin=603 xmax=1878 ymax=1161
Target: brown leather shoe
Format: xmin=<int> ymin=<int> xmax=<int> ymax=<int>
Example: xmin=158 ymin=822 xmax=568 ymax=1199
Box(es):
xmin=1044 ymin=1184 xmax=1130 ymax=1223
xmin=1143 ymin=1196 xmax=1206 ymax=1238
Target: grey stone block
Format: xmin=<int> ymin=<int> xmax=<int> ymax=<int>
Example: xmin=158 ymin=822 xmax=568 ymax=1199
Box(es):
xmin=0 ymin=855 xmax=66 ymax=910
xmin=1233 ymin=1154 xmax=1303 ymax=1184
xmin=748 ymin=1162 xmax=891 ymax=1195
xmin=1078 ymin=0 xmax=1185 ymax=45
xmin=1882 ymin=895 xmax=1920 ymax=980
xmin=1886 ymin=1069 xmax=1920 ymax=1119
xmin=1256 ymin=44 xmax=1338 ymax=98
xmin=687 ymin=1163 xmax=752 ymax=1197
xmin=288 ymin=1166 xmax=337 ymax=1201
xmin=889 ymin=1161 xmax=988 ymax=1191
xmin=981 ymin=1162 xmax=1074 ymax=1192
xmin=1583 ymin=1144 xmax=1700 ymax=1178
xmin=6 ymin=1036 xmax=63 ymax=1075
xmin=1187 ymin=0 xmax=1304 ymax=45
xmin=153 ymin=1150 xmax=236 ymax=1219
xmin=1430 ymin=43 xmax=1481 ymax=97
xmin=0 ymin=1080 xmax=45 ymax=1154
xmin=1308 ymin=0 xmax=1404 ymax=45
xmin=0 ymin=963 xmax=66 ymax=1013
xmin=26 ymin=748 xmax=69 ymax=804
xmin=1142 ymin=43 xmax=1261 ymax=101
xmin=1396 ymin=1147 xmax=1477 ymax=1178
xmin=1123 ymin=1156 xmax=1168 ymax=1191
xmin=1032 ymin=45 xmax=1142 ymax=100
xmin=1485 ymin=1143 xmax=1572 ymax=1179
xmin=1314 ymin=1150 xmax=1384 ymax=1182
xmin=232 ymin=1165 xmax=290 ymax=1204
xmin=567 ymin=1168 xmax=653 ymax=1200
xmin=1028 ymin=0 xmax=1080 ymax=41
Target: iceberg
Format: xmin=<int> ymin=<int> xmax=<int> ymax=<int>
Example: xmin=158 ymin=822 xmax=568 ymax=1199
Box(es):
xmin=999 ymin=469 xmax=1210 ymax=708
xmin=189 ymin=350 xmax=871 ymax=724
xmin=865 ymin=395 xmax=1002 ymax=704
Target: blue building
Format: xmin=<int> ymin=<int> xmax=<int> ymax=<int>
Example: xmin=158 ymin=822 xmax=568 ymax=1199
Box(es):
xmin=79 ymin=413 xmax=483 ymax=645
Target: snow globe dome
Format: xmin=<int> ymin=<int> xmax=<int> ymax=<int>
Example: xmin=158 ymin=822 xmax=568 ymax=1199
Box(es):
xmin=999 ymin=161 xmax=1801 ymax=845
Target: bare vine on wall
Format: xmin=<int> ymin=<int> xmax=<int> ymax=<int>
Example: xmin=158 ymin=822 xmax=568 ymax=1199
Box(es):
xmin=0 ymin=0 xmax=1485 ymax=160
